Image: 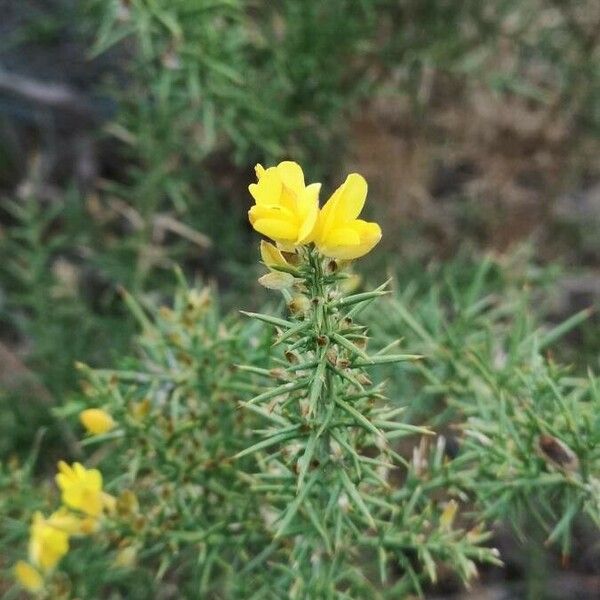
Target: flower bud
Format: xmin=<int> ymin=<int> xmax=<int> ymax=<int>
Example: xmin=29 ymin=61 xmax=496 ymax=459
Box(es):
xmin=79 ymin=409 xmax=115 ymax=435
xmin=288 ymin=295 xmax=311 ymax=316
xmin=116 ymin=490 xmax=139 ymax=517
xmin=114 ymin=546 xmax=137 ymax=568
xmin=284 ymin=350 xmax=300 ymax=364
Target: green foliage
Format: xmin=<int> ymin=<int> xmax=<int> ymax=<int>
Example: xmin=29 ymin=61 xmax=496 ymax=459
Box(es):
xmin=0 ymin=193 xmax=134 ymax=458
xmin=77 ymin=0 xmax=387 ymax=292
xmin=3 ymin=251 xmax=598 ymax=598
xmin=2 ymin=1 xmax=598 ymax=465
xmin=1 ymin=1 xmax=599 ymax=597
xmin=49 ymin=274 xmax=274 ymax=597
xmin=369 ymin=253 xmax=600 ymax=568
xmin=235 ymin=249 xmax=500 ymax=597
xmin=88 ymin=0 xmax=380 ymax=165
xmin=378 ymin=0 xmax=600 ymax=131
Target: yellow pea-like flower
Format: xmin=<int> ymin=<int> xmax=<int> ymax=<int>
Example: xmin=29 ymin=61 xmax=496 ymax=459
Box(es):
xmin=48 ymin=507 xmax=99 ymax=535
xmin=14 ymin=560 xmax=44 ymax=592
xmin=314 ymin=173 xmax=381 ymax=260
xmin=79 ymin=408 xmax=115 ymax=435
xmin=55 ymin=461 xmax=114 ymax=518
xmin=248 ymin=161 xmax=321 ymax=248
xmin=28 ymin=512 xmax=70 ymax=572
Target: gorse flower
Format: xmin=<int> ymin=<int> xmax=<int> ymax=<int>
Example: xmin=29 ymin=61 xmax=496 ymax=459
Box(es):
xmin=249 ymin=162 xmax=381 ymax=260
xmin=28 ymin=512 xmax=69 ymax=572
xmin=15 ymin=462 xmax=115 ymax=592
xmin=48 ymin=507 xmax=99 ymax=535
xmin=14 ymin=560 xmax=44 ymax=593
xmin=56 ymin=461 xmax=115 ymax=517
xmin=248 ymin=161 xmax=321 ymax=248
xmin=80 ymin=408 xmax=115 ymax=435
xmin=314 ymin=173 xmax=381 ymax=260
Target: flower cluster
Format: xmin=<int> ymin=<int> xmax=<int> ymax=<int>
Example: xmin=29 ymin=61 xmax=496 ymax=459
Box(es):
xmin=248 ymin=161 xmax=381 ymax=260
xmin=14 ymin=462 xmax=114 ymax=593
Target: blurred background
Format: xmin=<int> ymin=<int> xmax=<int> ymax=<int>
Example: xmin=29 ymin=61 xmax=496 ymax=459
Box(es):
xmin=1 ymin=1 xmax=599 ymax=598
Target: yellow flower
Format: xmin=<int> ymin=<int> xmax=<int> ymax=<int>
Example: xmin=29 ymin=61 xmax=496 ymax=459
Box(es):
xmin=260 ymin=240 xmax=290 ymax=269
xmin=48 ymin=507 xmax=99 ymax=535
xmin=79 ymin=408 xmax=115 ymax=435
xmin=248 ymin=161 xmax=321 ymax=247
xmin=55 ymin=461 xmax=114 ymax=518
xmin=28 ymin=512 xmax=69 ymax=572
xmin=14 ymin=560 xmax=44 ymax=592
xmin=314 ymin=173 xmax=381 ymax=260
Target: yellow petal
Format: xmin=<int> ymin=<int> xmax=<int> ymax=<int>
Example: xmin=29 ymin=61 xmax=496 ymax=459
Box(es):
xmin=14 ymin=561 xmax=44 ymax=592
xmin=254 ymin=164 xmax=266 ymax=179
xmin=323 ymin=227 xmax=362 ymax=247
xmin=248 ymin=204 xmax=297 ymax=225
xmin=75 ymin=463 xmax=103 ymax=490
xmin=297 ymin=183 xmax=321 ymax=218
xmin=338 ymin=173 xmax=367 ymax=222
xmin=56 ymin=462 xmax=105 ymax=517
xmin=57 ymin=461 xmax=73 ymax=480
xmin=48 ymin=508 xmax=87 ymax=535
xmin=316 ymin=182 xmax=344 ymax=239
xmin=317 ymin=173 xmax=368 ymax=237
xmin=317 ymin=220 xmax=381 ymax=260
xmin=296 ymin=183 xmax=320 ymax=244
xmin=260 ymin=241 xmax=289 ymax=268
xmin=276 ymin=161 xmax=305 ymax=195
xmin=29 ymin=512 xmax=70 ymax=571
xmin=248 ymin=168 xmax=282 ymax=206
xmin=252 ymin=218 xmax=298 ymax=242
xmin=80 ymin=408 xmax=115 ymax=435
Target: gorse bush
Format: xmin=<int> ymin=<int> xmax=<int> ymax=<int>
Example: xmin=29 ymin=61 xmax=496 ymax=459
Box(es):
xmin=6 ymin=163 xmax=598 ymax=598
xmin=368 ymin=255 xmax=600 ymax=560
xmin=3 ymin=0 xmax=599 ymax=462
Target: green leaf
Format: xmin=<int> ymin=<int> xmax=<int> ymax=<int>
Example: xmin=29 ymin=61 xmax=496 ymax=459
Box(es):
xmin=245 ymin=380 xmax=308 ymax=405
xmin=275 ymin=471 xmax=320 ymax=538
xmin=233 ymin=428 xmax=301 ymax=460
xmin=304 ymin=499 xmax=333 ymax=554
xmin=333 ymin=287 xmax=390 ymax=309
xmin=240 ymin=311 xmax=296 ymax=329
xmin=523 ymin=307 xmax=592 ymax=352
xmin=307 ymin=356 xmax=328 ymax=417
xmin=332 ymin=332 xmax=371 ymax=363
xmin=334 ymin=397 xmax=384 ymax=439
xmin=273 ymin=321 xmax=311 ymax=346
xmin=297 ymin=434 xmax=318 ymax=491
xmin=339 ymin=470 xmax=376 ymax=529
xmin=351 ymin=354 xmax=423 ymax=366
